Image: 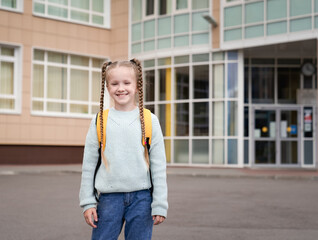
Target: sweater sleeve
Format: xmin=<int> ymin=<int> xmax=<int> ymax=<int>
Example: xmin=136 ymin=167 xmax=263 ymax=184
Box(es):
xmin=149 ymin=114 xmax=169 ymax=218
xmin=79 ymin=118 xmax=100 ymax=212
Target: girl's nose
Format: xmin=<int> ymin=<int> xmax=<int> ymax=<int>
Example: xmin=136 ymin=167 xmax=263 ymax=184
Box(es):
xmin=117 ymin=83 xmax=125 ymax=91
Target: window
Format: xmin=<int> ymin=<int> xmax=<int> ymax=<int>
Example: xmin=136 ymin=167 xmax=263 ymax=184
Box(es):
xmin=146 ymin=0 xmax=154 ymax=16
xmin=0 ymin=0 xmax=23 ymax=12
xmin=32 ymin=49 xmax=106 ymax=117
xmin=130 ymin=0 xmax=210 ymax=54
xmin=159 ymin=0 xmax=171 ymax=15
xmin=176 ymin=0 xmax=188 ymax=10
xmin=132 ymin=0 xmax=142 ymax=21
xmin=0 ymin=45 xmax=21 ymax=113
xmin=33 ymin=0 xmax=110 ymax=28
xmin=143 ymin=51 xmax=241 ymax=166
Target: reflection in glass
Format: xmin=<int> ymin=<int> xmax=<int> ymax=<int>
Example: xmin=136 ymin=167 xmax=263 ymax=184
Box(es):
xmin=213 ymin=101 xmax=224 ymax=136
xmin=255 ymin=110 xmax=276 ymax=138
xmin=244 ymin=66 xmax=249 ymax=103
xmin=145 ymin=70 xmax=155 ymax=102
xmin=146 ymin=0 xmax=154 ymax=15
xmin=159 ymin=68 xmax=171 ymax=101
xmin=159 ymin=0 xmax=172 ymax=15
xmin=212 ymin=139 xmax=224 ymax=164
xmin=252 ymin=67 xmax=274 ymax=103
xmin=280 ymin=110 xmax=297 ymax=138
xmin=228 ymin=139 xmax=237 ymax=164
xmin=193 ymin=65 xmax=209 ymax=98
xmin=158 ymin=104 xmax=171 ymax=136
xmin=228 ymin=51 xmax=238 ymax=60
xmin=304 ymin=107 xmax=313 ymax=138
xmin=213 ymin=64 xmax=224 ymax=98
xmin=192 ymin=140 xmax=209 ymax=164
xmin=244 ymin=140 xmax=249 ymax=164
xmin=228 ymin=101 xmax=237 ymax=136
xmin=175 ymin=103 xmax=189 ymax=136
xmin=174 ymin=140 xmax=189 ymax=163
xmin=193 ymin=102 xmax=209 ymax=136
xmin=281 ymin=141 xmax=297 ymax=164
xmin=164 ymin=139 xmax=171 ymax=163
xmin=227 ymin=63 xmax=238 ymax=98
xmin=255 ymin=141 xmax=276 ymax=164
xmin=175 ymin=67 xmax=189 ymax=99
xmin=304 ymin=140 xmax=313 ymax=165
xmin=244 ymin=107 xmax=249 ymax=137
xmin=277 ymin=67 xmax=300 ymax=104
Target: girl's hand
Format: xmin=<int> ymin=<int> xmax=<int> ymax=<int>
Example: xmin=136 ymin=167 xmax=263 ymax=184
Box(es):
xmin=84 ymin=208 xmax=98 ymax=228
xmin=153 ymin=215 xmax=165 ymax=225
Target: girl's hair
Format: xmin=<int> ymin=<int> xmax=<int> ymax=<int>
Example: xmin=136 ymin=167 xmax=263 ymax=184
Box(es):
xmin=99 ymin=59 xmax=150 ymax=169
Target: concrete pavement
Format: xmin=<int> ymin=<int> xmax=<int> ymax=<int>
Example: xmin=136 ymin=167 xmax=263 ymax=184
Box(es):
xmin=1 ymin=164 xmax=318 ymax=180
xmin=1 ymin=169 xmax=318 ymax=240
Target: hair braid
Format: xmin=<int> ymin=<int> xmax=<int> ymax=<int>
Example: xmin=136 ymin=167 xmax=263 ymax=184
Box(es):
xmin=131 ymin=58 xmax=150 ymax=168
xmin=99 ymin=61 xmax=111 ymax=169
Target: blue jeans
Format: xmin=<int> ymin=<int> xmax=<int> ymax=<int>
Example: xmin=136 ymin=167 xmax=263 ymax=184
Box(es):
xmin=92 ymin=189 xmax=154 ymax=240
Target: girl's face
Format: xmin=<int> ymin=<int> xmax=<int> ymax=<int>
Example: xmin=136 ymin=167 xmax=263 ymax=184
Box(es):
xmin=107 ymin=66 xmax=137 ymax=111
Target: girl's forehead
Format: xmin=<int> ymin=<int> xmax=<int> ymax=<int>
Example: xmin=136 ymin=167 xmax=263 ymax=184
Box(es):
xmin=108 ymin=66 xmax=136 ymax=77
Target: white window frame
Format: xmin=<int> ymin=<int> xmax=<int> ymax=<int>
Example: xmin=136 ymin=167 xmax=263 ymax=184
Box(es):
xmin=0 ymin=0 xmax=23 ymax=13
xmin=130 ymin=0 xmax=211 ymax=57
xmin=173 ymin=0 xmax=190 ymax=13
xmin=221 ymin=0 xmax=318 ymax=50
xmin=0 ymin=43 xmax=22 ymax=114
xmin=31 ymin=48 xmax=108 ymax=119
xmin=32 ymin=0 xmax=111 ymax=29
xmin=142 ymin=51 xmax=244 ymax=167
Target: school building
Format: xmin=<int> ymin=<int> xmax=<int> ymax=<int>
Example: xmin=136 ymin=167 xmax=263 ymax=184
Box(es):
xmin=0 ymin=0 xmax=317 ymax=169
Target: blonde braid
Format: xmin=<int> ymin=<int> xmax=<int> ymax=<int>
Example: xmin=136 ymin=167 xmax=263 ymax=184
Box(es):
xmin=99 ymin=61 xmax=112 ymax=169
xmin=131 ymin=58 xmax=150 ymax=168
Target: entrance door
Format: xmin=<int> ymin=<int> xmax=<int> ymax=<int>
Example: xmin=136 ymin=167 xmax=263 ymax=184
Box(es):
xmin=252 ymin=107 xmax=300 ymax=166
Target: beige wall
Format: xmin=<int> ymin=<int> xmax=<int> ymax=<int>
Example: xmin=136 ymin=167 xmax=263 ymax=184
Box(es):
xmin=212 ymin=0 xmax=220 ymax=49
xmin=0 ymin=0 xmax=129 ymax=146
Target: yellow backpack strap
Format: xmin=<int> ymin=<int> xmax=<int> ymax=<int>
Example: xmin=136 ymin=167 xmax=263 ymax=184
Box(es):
xmin=96 ymin=109 xmax=109 ymax=152
xmin=143 ymin=108 xmax=152 ymax=147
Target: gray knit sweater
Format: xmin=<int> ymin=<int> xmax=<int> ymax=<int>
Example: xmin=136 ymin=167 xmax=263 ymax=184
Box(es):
xmin=79 ymin=107 xmax=168 ymax=217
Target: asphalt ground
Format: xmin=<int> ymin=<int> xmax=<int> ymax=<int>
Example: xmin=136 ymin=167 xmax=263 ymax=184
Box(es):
xmin=0 ymin=166 xmax=318 ymax=240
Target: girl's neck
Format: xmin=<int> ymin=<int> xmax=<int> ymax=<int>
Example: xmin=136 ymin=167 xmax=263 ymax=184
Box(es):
xmin=113 ymin=103 xmax=137 ymax=112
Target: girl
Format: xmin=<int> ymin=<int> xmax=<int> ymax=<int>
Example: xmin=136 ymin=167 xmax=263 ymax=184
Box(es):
xmin=79 ymin=59 xmax=168 ymax=240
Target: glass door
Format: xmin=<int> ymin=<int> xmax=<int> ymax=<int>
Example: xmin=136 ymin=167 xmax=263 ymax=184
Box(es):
xmin=253 ymin=109 xmax=276 ymax=164
xmin=280 ymin=110 xmax=299 ymax=164
xmin=252 ymin=107 xmax=300 ymax=166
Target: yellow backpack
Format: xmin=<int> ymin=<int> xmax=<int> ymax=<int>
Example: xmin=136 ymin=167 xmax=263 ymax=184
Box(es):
xmin=95 ymin=108 xmax=152 ymax=152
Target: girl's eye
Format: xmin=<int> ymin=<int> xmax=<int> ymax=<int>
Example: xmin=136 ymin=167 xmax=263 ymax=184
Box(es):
xmin=111 ymin=83 xmax=118 ymax=86
xmin=125 ymin=82 xmax=131 ymax=85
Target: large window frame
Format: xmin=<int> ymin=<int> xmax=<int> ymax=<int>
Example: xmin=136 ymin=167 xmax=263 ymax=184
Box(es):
xmin=0 ymin=0 xmax=23 ymax=12
xmin=143 ymin=51 xmax=244 ymax=166
xmin=33 ymin=0 xmax=111 ymax=29
xmin=131 ymin=0 xmax=210 ymax=55
xmin=222 ymin=0 xmax=318 ymax=48
xmin=31 ymin=48 xmax=107 ymax=118
xmin=0 ymin=44 xmax=22 ymax=114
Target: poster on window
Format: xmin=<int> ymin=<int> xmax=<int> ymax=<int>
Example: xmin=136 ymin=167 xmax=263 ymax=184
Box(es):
xmin=304 ymin=107 xmax=313 ymax=138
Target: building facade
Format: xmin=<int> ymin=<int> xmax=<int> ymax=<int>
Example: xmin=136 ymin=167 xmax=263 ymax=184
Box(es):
xmin=0 ymin=0 xmax=128 ymax=164
xmin=130 ymin=0 xmax=317 ymax=169
xmin=0 ymin=0 xmax=317 ymax=169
